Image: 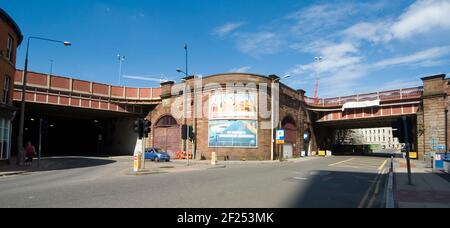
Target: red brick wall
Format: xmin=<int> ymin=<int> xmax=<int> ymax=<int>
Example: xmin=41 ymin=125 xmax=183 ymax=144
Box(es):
xmin=0 ymin=16 xmax=21 ymax=106
xmin=147 ymin=73 xmax=306 ymax=160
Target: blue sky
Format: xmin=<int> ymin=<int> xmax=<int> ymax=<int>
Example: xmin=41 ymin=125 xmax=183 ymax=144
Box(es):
xmin=1 ymin=0 xmax=450 ymax=97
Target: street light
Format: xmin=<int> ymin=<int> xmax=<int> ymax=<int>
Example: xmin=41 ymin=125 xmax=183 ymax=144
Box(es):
xmin=117 ymin=54 xmax=125 ymax=86
xmin=313 ymin=57 xmax=323 ymax=101
xmin=271 ymin=74 xmax=291 ymax=161
xmin=177 ymin=43 xmax=190 ymax=166
xmin=17 ymin=36 xmax=71 ymax=165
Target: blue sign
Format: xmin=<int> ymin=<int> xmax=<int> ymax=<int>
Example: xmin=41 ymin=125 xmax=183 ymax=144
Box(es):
xmin=433 ymin=145 xmax=446 ymax=151
xmin=276 ymin=129 xmax=285 ymax=141
xmin=304 ymin=131 xmax=310 ymax=142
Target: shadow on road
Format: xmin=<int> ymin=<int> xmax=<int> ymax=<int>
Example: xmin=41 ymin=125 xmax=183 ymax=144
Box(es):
xmin=286 ymin=170 xmax=387 ymax=208
xmin=1 ymin=157 xmax=117 ymax=174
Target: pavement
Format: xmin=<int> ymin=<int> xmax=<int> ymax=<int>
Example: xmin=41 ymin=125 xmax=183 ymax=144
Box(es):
xmin=0 ymin=155 xmax=388 ymax=208
xmin=393 ymin=158 xmax=450 ymax=208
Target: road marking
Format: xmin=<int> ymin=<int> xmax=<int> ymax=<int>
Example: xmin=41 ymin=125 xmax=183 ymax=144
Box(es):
xmin=358 ymin=168 xmax=384 ymax=208
xmin=378 ymin=159 xmax=388 ymax=171
xmin=368 ymin=168 xmax=387 ymax=208
xmin=328 ymin=158 xmax=355 ymax=167
xmin=293 ymin=177 xmax=308 ymax=180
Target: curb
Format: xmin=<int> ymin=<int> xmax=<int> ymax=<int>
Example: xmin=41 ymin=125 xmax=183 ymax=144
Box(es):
xmin=124 ymin=169 xmax=168 ymax=176
xmin=208 ymin=165 xmax=227 ymax=169
xmin=386 ymin=158 xmax=395 ymax=208
xmin=0 ymin=171 xmax=27 ymax=177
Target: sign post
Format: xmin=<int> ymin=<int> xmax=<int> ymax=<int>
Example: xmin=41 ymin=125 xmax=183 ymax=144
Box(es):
xmin=402 ymin=116 xmax=412 ymax=185
xmin=276 ymin=129 xmax=285 ymax=161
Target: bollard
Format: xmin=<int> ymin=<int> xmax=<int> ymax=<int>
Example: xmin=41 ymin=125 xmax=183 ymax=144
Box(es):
xmin=133 ymin=154 xmax=140 ymax=172
xmin=211 ymin=152 xmax=217 ymax=166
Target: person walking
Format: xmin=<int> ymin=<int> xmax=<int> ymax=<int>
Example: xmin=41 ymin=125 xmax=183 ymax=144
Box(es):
xmin=24 ymin=141 xmax=36 ymax=166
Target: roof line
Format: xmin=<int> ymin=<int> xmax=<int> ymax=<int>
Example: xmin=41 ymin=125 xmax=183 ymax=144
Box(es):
xmin=0 ymin=8 xmax=23 ymax=45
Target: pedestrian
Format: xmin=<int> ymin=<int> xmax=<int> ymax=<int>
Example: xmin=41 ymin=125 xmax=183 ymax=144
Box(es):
xmin=24 ymin=141 xmax=36 ymax=166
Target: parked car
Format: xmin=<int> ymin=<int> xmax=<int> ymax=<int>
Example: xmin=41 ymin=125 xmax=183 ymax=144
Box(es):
xmin=145 ymin=148 xmax=171 ymax=162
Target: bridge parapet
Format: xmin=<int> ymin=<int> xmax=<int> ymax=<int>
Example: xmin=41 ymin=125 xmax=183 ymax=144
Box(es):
xmin=14 ymin=70 xmax=162 ymax=102
xmin=305 ymin=86 xmax=423 ymax=108
xmin=13 ymin=70 xmax=162 ymax=114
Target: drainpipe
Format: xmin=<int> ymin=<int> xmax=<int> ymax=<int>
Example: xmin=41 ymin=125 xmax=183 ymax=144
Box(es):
xmin=446 ymin=109 xmax=448 ymax=156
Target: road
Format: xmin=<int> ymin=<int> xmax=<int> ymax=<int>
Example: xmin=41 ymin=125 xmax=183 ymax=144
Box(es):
xmin=0 ymin=156 xmax=389 ymax=208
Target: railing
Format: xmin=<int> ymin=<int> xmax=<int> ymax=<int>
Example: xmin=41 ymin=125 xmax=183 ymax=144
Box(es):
xmin=305 ymin=86 xmax=423 ymax=107
xmin=14 ymin=70 xmax=162 ymax=102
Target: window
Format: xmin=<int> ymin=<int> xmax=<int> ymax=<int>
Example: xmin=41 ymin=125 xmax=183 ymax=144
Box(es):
xmin=6 ymin=35 xmax=14 ymax=62
xmin=0 ymin=118 xmax=11 ymax=160
xmin=2 ymin=76 xmax=10 ymax=104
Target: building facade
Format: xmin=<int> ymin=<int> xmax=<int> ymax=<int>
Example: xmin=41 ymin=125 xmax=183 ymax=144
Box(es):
xmin=0 ymin=8 xmax=22 ymax=162
xmin=334 ymin=127 xmax=405 ymax=152
xmin=146 ymin=73 xmax=309 ymax=161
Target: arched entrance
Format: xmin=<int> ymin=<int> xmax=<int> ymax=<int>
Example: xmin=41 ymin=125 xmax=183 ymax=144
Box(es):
xmin=153 ymin=115 xmax=181 ymax=156
xmin=282 ymin=116 xmax=298 ymax=159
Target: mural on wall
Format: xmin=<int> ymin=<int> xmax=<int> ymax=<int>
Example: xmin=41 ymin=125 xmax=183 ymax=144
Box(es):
xmin=209 ymin=93 xmax=257 ymax=120
xmin=208 ymin=92 xmax=258 ymax=148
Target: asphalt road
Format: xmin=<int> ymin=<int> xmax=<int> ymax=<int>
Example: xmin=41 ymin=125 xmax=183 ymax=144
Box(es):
xmin=0 ymin=156 xmax=389 ymax=208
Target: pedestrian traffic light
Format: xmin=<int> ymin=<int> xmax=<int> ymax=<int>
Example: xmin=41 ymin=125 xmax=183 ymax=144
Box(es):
xmin=143 ymin=119 xmax=151 ymax=138
xmin=181 ymin=124 xmax=188 ymax=140
xmin=188 ymin=125 xmax=194 ymax=141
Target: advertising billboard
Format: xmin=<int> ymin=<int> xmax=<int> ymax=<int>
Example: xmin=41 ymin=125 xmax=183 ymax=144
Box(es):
xmin=208 ymin=120 xmax=258 ymax=148
xmin=209 ymin=92 xmax=257 ymax=120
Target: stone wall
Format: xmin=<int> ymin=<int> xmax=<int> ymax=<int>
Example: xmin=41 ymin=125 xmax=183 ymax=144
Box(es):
xmin=419 ymin=74 xmax=448 ymax=158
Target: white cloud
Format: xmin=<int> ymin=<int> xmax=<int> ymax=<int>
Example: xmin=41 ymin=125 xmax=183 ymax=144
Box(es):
xmin=229 ymin=66 xmax=252 ymax=73
xmin=343 ymin=21 xmax=392 ymax=43
xmin=376 ymin=79 xmax=422 ymax=91
xmin=374 ymin=46 xmax=450 ymax=68
xmin=343 ymin=0 xmax=450 ymax=43
xmin=213 ymin=22 xmax=245 ymax=37
xmin=391 ymin=0 xmax=450 ymax=40
xmin=236 ymin=32 xmax=283 ymax=57
xmin=290 ymin=42 xmax=363 ymax=75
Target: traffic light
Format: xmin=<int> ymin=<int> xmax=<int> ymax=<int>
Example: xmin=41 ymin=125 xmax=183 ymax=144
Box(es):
xmin=188 ymin=125 xmax=194 ymax=141
xmin=181 ymin=124 xmax=188 ymax=140
xmin=134 ymin=119 xmax=144 ymax=139
xmin=143 ymin=119 xmax=151 ymax=138
xmin=42 ymin=119 xmax=50 ymax=136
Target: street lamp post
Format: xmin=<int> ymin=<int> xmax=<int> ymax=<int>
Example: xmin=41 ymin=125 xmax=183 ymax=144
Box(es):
xmin=313 ymin=57 xmax=323 ymax=102
xmin=271 ymin=74 xmax=290 ymax=161
xmin=17 ymin=36 xmax=71 ymax=165
xmin=117 ymin=54 xmax=125 ymax=86
xmin=177 ymin=44 xmax=190 ymax=165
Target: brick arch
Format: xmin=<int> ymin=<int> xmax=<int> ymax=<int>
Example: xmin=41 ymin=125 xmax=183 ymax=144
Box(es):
xmin=153 ymin=114 xmax=181 ymax=155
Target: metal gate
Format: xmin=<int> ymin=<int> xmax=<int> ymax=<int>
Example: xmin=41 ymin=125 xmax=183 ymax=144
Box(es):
xmin=283 ymin=143 xmax=293 ymax=159
xmin=284 ymin=122 xmax=297 ymax=157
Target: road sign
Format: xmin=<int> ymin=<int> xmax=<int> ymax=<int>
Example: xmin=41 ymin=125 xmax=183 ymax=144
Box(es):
xmin=276 ymin=129 xmax=285 ymax=145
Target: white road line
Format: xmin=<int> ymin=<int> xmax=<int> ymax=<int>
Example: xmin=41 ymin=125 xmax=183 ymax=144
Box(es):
xmin=328 ymin=158 xmax=355 ymax=167
xmin=293 ymin=177 xmax=308 ymax=180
